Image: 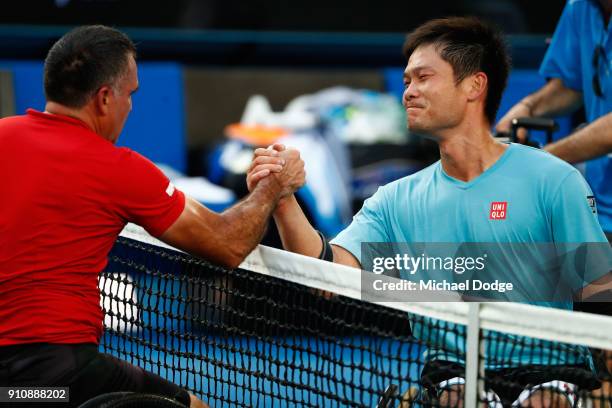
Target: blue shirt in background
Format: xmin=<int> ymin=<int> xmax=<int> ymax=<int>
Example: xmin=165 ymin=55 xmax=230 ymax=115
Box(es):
xmin=540 ymin=0 xmax=612 ymax=232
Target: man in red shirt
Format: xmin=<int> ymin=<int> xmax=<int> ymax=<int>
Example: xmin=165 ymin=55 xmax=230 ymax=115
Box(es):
xmin=0 ymin=25 xmax=304 ymax=408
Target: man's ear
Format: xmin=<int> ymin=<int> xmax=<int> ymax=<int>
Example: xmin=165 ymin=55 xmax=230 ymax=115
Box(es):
xmin=465 ymin=72 xmax=488 ymax=102
xmin=95 ymin=86 xmax=112 ymax=115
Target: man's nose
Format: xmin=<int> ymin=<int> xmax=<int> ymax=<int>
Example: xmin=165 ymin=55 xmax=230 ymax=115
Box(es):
xmin=403 ymin=84 xmax=419 ymax=106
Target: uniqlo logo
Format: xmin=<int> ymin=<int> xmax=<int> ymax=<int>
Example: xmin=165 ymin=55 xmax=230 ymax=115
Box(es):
xmin=489 ymin=202 xmax=507 ymax=220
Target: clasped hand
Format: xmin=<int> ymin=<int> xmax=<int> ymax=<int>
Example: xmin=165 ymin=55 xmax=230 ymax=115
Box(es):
xmin=246 ymin=143 xmax=306 ymax=198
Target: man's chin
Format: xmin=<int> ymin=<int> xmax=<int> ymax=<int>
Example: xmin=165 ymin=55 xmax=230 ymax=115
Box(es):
xmin=407 ymin=122 xmax=426 ymax=135
xmin=407 ymin=123 xmax=438 ymax=141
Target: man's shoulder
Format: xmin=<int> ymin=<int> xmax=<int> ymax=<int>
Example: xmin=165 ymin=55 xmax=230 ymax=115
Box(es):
xmin=510 ymin=143 xmax=577 ymax=175
xmin=567 ymin=0 xmax=594 ymax=8
xmin=547 ymin=0 xmax=596 ymax=34
xmin=565 ymin=0 xmax=597 ymax=15
xmin=111 ymin=147 xmax=164 ymax=178
xmin=0 ymin=113 xmax=29 ymax=128
xmin=115 ymin=146 xmax=160 ymax=165
xmin=508 ymin=144 xmax=584 ymax=196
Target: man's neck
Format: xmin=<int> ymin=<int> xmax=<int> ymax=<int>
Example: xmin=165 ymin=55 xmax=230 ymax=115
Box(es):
xmin=44 ymin=101 xmax=100 ymax=136
xmin=437 ymin=129 xmax=508 ymax=182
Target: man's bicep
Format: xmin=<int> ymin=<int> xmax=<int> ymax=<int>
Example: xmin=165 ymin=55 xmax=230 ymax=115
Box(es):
xmin=112 ymin=150 xmax=185 ymax=237
xmin=331 ymin=244 xmax=361 ymax=269
xmin=548 ymin=78 xmax=583 ymax=107
xmin=551 ymin=170 xmax=607 ymax=242
xmin=550 ymin=171 xmax=612 ymax=297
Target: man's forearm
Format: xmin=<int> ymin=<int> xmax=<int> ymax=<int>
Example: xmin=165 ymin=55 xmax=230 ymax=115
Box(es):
xmin=159 ymin=184 xmax=281 ymax=269
xmin=523 ymin=78 xmax=583 ymax=118
xmin=272 ymin=195 xmax=362 ymax=268
xmin=545 ymin=113 xmax=612 ymax=163
xmin=273 ymin=195 xmax=322 ymax=258
xmin=218 ymin=177 xmax=283 ymax=263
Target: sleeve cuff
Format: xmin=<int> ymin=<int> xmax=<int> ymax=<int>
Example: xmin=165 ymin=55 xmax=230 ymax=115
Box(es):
xmin=146 ymin=189 xmax=186 ymax=238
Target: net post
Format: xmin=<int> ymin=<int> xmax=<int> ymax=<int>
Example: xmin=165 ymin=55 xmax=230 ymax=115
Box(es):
xmin=464 ymin=302 xmax=484 ymax=408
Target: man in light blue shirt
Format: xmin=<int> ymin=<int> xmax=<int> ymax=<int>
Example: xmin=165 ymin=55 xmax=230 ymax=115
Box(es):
xmin=497 ymin=0 xmax=612 ymax=239
xmin=248 ymin=16 xmax=611 ymax=407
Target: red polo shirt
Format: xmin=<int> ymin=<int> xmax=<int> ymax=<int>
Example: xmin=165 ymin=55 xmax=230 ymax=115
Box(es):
xmin=0 ymin=109 xmax=185 ymax=346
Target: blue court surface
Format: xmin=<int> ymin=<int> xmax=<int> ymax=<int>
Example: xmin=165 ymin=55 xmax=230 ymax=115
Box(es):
xmin=100 ymin=333 xmax=425 ymax=407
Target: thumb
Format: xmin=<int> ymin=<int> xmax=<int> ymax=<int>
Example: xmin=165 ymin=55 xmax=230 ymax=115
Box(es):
xmin=269 ymin=143 xmax=286 ymax=152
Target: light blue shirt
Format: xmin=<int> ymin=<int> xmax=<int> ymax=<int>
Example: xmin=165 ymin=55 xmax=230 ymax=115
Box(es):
xmin=540 ymin=0 xmax=612 ymax=232
xmin=332 ymin=143 xmax=610 ymax=369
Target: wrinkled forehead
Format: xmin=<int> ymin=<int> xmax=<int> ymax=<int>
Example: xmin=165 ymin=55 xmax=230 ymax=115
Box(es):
xmin=404 ymin=43 xmax=450 ymax=76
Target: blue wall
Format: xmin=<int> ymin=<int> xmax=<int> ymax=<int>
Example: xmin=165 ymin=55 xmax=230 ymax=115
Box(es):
xmin=3 ymin=60 xmax=573 ymax=175
xmin=0 ymin=60 xmax=187 ymax=172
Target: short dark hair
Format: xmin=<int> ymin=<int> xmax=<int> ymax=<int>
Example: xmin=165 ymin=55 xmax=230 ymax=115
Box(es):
xmin=44 ymin=25 xmax=136 ymax=108
xmin=402 ymin=17 xmax=510 ymax=125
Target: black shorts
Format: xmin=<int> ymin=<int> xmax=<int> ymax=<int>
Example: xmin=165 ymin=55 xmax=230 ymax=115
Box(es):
xmin=421 ymin=360 xmax=600 ymax=405
xmin=0 ymin=343 xmax=191 ymax=408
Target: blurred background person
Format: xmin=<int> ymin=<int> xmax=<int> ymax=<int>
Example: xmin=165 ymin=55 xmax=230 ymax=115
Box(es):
xmin=496 ymin=0 xmax=612 ymax=242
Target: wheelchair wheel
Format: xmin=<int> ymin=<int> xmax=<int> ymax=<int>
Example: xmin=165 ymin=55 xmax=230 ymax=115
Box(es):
xmin=78 ymin=392 xmax=188 ymax=408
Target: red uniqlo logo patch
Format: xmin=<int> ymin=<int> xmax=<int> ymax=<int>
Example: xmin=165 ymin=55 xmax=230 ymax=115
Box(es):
xmin=489 ymin=202 xmax=507 ymax=220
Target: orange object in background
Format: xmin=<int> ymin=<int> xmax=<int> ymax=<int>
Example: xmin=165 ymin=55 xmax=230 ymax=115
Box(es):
xmin=225 ymin=123 xmax=288 ymax=147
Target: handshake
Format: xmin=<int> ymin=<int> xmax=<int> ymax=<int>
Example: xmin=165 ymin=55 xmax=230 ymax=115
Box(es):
xmin=246 ymin=143 xmax=306 ymax=201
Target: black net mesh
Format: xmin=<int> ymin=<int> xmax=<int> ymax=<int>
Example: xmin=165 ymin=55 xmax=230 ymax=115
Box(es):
xmin=478 ymin=331 xmax=611 ymax=407
xmin=99 ymin=236 xmax=612 ymax=408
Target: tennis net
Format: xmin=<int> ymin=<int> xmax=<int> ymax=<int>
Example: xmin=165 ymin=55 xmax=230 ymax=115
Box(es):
xmin=99 ymin=225 xmax=612 ymax=407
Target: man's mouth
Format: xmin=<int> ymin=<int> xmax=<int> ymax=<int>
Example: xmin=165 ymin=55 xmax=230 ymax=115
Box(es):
xmin=406 ymin=104 xmax=424 ymax=110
